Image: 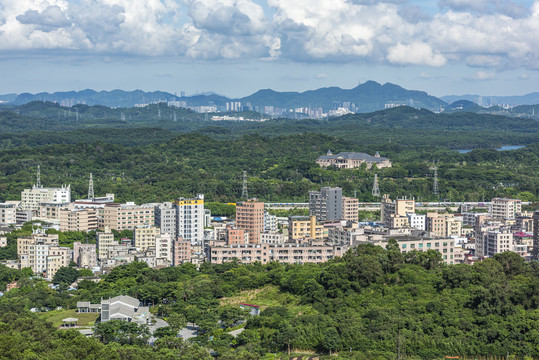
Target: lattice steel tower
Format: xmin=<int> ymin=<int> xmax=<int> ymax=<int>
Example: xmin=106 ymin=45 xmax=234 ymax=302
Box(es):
xmin=36 ymin=165 xmax=41 ymax=188
xmin=372 ymin=174 xmax=380 ymax=197
xmin=241 ymin=171 xmax=248 ymax=199
xmin=431 ymin=161 xmax=439 ymax=196
xmin=88 ymin=173 xmax=94 ymax=200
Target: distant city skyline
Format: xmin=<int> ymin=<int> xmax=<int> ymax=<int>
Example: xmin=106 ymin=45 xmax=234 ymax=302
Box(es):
xmin=1 ymin=0 xmax=539 ymax=98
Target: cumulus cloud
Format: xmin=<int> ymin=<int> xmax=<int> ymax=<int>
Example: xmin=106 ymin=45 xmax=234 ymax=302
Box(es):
xmin=0 ymin=0 xmax=538 ymax=72
xmin=470 ymin=71 xmax=496 ymax=80
xmin=387 ymin=42 xmax=446 ymax=66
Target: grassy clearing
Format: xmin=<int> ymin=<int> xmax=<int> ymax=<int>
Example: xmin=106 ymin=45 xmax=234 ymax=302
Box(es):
xmin=38 ymin=309 xmax=99 ymax=328
xmin=220 ymin=285 xmax=316 ymax=316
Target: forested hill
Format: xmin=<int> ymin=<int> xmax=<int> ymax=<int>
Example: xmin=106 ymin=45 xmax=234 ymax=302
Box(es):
xmin=0 ymin=244 xmax=537 ymax=359
xmin=0 ymin=133 xmax=537 ymax=204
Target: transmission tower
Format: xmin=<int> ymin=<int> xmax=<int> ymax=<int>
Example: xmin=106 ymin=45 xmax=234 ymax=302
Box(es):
xmin=88 ymin=173 xmax=95 ymax=200
xmin=241 ymin=171 xmax=248 ymax=199
xmin=36 ymin=165 xmax=41 ymax=188
xmin=430 ymin=161 xmax=439 ymax=196
xmin=372 ymin=174 xmax=380 ymax=197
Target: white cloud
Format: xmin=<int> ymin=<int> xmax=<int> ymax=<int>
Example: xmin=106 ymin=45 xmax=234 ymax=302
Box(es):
xmin=471 ymin=71 xmax=495 ymax=80
xmin=0 ymin=0 xmax=538 ymax=72
xmin=387 ymin=42 xmax=446 ymax=66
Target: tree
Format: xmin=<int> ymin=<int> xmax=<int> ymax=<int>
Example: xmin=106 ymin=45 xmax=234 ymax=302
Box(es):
xmin=52 ymin=266 xmax=79 ymax=285
xmin=322 ymin=327 xmax=340 ymax=355
xmin=94 ymin=320 xmax=150 ymax=345
xmin=167 ymin=312 xmax=187 ymax=331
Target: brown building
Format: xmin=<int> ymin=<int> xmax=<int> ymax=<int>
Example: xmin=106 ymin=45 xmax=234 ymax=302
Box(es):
xmin=173 ymin=237 xmax=191 ymax=266
xmin=236 ymin=200 xmax=265 ymax=244
xmin=226 ymin=226 xmax=248 ymax=245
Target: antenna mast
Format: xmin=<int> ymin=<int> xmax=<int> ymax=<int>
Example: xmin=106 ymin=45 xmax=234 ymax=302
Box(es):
xmin=372 ymin=174 xmax=380 ymax=197
xmin=241 ymin=171 xmax=248 ymax=199
xmin=88 ymin=173 xmax=94 ymax=200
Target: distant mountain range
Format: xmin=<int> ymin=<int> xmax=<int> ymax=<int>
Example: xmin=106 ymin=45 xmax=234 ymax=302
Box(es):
xmin=0 ymin=81 xmax=445 ymax=112
xmin=2 ymin=82 xmax=539 ymax=113
xmin=441 ymin=92 xmax=539 ymax=106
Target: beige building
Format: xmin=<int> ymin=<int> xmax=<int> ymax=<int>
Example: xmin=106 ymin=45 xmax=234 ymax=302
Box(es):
xmin=96 ymin=226 xmax=116 ymax=260
xmin=73 ymin=242 xmax=97 ymax=269
xmin=236 ymin=200 xmax=265 ymax=244
xmin=134 ymin=225 xmax=160 ymax=252
xmin=17 ymin=232 xmax=70 ymax=279
xmin=0 ymin=202 xmax=18 ymax=225
xmin=491 ymin=198 xmax=522 ymax=219
xmin=156 ymin=233 xmax=173 ymax=265
xmin=342 ymin=196 xmax=359 ymax=222
xmin=206 ymin=241 xmax=348 ymax=265
xmin=381 ymin=195 xmax=415 ymax=227
xmin=99 ymin=203 xmax=154 ymax=231
xmin=20 ymin=185 xmax=71 ymax=212
xmin=60 ymin=207 xmax=98 ymax=232
xmin=289 ymin=216 xmax=325 ymax=240
xmin=369 ymin=236 xmax=457 ymax=265
xmin=316 ymin=151 xmax=391 ymax=169
xmin=426 ymin=213 xmax=462 ymax=237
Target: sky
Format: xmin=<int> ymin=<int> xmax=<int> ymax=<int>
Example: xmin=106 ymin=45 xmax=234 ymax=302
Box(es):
xmin=1 ymin=0 xmax=539 ymax=98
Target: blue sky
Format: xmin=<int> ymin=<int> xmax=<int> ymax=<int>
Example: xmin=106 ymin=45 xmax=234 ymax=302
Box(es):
xmin=1 ymin=0 xmax=538 ymax=98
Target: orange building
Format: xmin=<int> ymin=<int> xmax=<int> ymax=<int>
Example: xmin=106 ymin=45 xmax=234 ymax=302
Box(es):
xmin=236 ymin=200 xmax=265 ymax=244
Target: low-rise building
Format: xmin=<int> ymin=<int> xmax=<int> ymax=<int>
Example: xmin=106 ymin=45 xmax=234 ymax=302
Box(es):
xmin=316 ymin=151 xmax=391 ymax=169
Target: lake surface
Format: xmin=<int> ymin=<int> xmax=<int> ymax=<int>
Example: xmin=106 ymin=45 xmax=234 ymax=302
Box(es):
xmin=456 ymin=145 xmax=525 ymax=154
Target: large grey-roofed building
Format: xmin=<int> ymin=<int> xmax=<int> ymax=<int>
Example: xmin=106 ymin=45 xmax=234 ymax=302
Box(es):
xmin=316 ymin=151 xmax=391 ymax=169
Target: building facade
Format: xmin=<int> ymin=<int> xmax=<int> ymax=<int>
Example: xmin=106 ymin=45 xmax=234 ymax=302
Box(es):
xmin=236 ymin=200 xmax=265 ymax=244
xmin=175 ymin=194 xmax=205 ymax=244
xmin=309 ymin=187 xmax=343 ymax=222
xmin=316 ymin=151 xmax=392 ymax=169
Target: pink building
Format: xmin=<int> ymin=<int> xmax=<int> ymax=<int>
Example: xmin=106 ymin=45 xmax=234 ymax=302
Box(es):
xmin=173 ymin=237 xmax=191 ymax=266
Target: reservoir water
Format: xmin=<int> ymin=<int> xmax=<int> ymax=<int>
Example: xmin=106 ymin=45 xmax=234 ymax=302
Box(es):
xmin=456 ymin=145 xmax=525 ymax=154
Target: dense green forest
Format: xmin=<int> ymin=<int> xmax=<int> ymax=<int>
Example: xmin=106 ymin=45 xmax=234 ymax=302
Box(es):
xmin=0 ymin=132 xmax=537 ymax=203
xmin=0 ymin=245 xmax=537 ymax=359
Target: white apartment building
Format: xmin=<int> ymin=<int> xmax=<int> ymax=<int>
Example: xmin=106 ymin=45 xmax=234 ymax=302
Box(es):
xmin=176 ymin=194 xmax=204 ymax=244
xmin=491 ymin=198 xmax=522 ymax=219
xmin=155 ymin=202 xmax=177 ymax=237
xmin=407 ymin=213 xmax=426 ymax=230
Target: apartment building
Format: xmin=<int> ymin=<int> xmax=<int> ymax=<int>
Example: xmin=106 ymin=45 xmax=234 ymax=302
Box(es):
xmin=206 ymin=241 xmax=348 ymax=265
xmin=407 ymin=213 xmax=426 ymax=230
xmin=426 ymin=213 xmax=462 ymax=237
xmin=260 ymin=232 xmax=285 ymax=244
xmin=380 ymin=195 xmax=415 ymax=226
xmin=264 ymin=211 xmax=277 ymax=232
xmin=96 ymin=226 xmax=116 ymax=260
xmin=176 ymin=194 xmax=205 ymax=244
xmin=155 ymin=202 xmax=177 ymax=237
xmin=20 ymin=185 xmax=71 ymax=212
xmin=484 ymin=229 xmax=514 ymax=257
xmin=309 ymin=187 xmax=343 ymax=221
xmin=236 ymin=200 xmax=265 ymax=244
xmin=99 ymin=203 xmax=154 ymax=231
xmin=173 ymin=237 xmax=191 ymax=266
xmin=59 ymin=207 xmax=98 ymax=232
xmin=134 ymin=225 xmax=160 ymax=252
xmin=156 ymin=233 xmax=173 ymax=265
xmin=0 ymin=202 xmax=18 ymax=225
xmin=288 ymin=216 xmax=325 ymax=240
xmin=342 ymin=196 xmax=359 ymax=222
xmin=491 ymin=198 xmax=522 ymax=219
xmin=369 ymin=236 xmax=457 ymax=265
xmin=533 ymin=211 xmax=539 ymax=260
xmin=73 ymin=242 xmax=97 ymax=268
xmin=18 ymin=232 xmax=70 ymax=279
xmin=226 ymin=226 xmax=249 ymax=245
